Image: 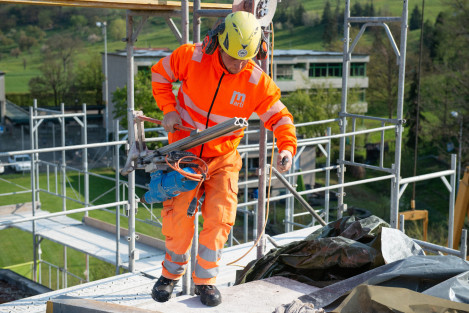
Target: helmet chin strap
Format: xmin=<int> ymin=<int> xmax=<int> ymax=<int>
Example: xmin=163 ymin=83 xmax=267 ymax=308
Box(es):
xmin=218 ymin=48 xmax=230 ymax=73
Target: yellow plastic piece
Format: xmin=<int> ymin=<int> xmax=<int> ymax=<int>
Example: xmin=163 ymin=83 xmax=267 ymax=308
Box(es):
xmin=399 ymin=209 xmax=429 ymax=242
xmin=453 ymin=167 xmax=469 ymax=250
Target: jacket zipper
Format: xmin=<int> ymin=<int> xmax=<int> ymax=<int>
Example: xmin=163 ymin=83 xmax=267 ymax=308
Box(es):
xmin=199 ymin=72 xmax=225 ymax=158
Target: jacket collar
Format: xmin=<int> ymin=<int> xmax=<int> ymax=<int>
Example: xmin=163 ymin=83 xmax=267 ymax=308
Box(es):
xmin=213 ymin=48 xmax=231 ymax=75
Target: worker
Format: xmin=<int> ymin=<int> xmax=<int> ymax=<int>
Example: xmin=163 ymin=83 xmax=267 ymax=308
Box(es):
xmin=149 ymin=11 xmax=297 ymax=307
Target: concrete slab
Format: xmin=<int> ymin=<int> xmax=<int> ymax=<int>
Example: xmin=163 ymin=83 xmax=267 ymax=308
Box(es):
xmin=142 ymin=276 xmax=320 ymax=313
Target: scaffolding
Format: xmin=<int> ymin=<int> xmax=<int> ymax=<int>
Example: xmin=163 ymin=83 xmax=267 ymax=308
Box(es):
xmin=0 ymin=0 xmax=467 ymax=298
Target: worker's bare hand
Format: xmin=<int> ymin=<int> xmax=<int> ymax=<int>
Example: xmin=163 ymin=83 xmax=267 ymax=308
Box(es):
xmin=162 ymin=111 xmax=182 ymax=133
xmin=277 ymin=150 xmax=293 ymax=173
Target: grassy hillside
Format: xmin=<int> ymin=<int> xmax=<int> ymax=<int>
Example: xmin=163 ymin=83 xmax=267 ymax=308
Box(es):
xmin=0 ymin=0 xmax=450 ymax=94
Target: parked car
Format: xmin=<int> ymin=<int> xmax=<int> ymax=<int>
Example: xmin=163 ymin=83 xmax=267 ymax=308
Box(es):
xmin=8 ymin=154 xmax=31 ymax=172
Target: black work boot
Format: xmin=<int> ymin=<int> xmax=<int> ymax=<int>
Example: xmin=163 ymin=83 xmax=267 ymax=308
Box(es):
xmin=195 ymin=284 xmax=222 ymax=307
xmin=151 ymin=276 xmax=178 ymax=302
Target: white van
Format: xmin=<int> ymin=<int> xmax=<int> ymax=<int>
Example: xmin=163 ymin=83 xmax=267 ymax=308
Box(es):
xmin=8 ymin=154 xmax=31 ymax=172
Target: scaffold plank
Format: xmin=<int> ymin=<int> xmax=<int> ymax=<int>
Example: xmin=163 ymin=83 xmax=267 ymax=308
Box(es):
xmin=0 ymin=209 xmax=165 ymax=269
xmin=0 ymin=0 xmax=231 ymax=11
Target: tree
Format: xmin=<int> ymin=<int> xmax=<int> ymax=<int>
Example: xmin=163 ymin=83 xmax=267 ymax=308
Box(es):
xmin=18 ymin=32 xmax=37 ymax=53
xmin=351 ymin=2 xmax=363 ymax=16
xmin=432 ymin=0 xmax=469 ymax=166
xmin=76 ymin=55 xmax=104 ymax=106
xmin=405 ymin=71 xmax=426 ymax=149
xmin=10 ymin=47 xmax=21 ymax=58
xmin=367 ymin=26 xmax=399 ymax=118
xmin=45 ymin=35 xmax=82 ymax=71
xmin=112 ymin=70 xmax=163 ymax=128
xmin=109 ymin=18 xmax=126 ymax=41
xmin=283 ymin=89 xmax=325 ymax=138
xmin=71 ymin=15 xmax=88 ymax=35
xmin=430 ymin=12 xmax=447 ymax=62
xmin=0 ymin=31 xmax=14 ymax=46
xmin=293 ymin=3 xmax=306 ymax=27
xmin=29 ymin=35 xmax=81 ymax=106
xmin=274 ymin=6 xmax=288 ymax=24
xmin=364 ymin=1 xmax=375 ymax=16
xmin=281 ymin=84 xmax=352 ymax=138
xmin=334 ymin=1 xmax=342 ymax=37
xmin=29 ymin=57 xmax=75 ymax=106
xmin=321 ymin=0 xmax=332 ymax=26
xmin=25 ymin=25 xmax=46 ymax=41
xmin=409 ymin=5 xmax=422 ymax=31
xmin=71 ymin=15 xmax=87 ymax=29
xmin=38 ymin=10 xmax=53 ymax=29
xmin=321 ymin=1 xmax=335 ymax=46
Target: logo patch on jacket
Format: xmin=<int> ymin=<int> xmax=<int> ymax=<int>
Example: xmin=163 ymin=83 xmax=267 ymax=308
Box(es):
xmin=230 ymin=91 xmax=246 ymax=108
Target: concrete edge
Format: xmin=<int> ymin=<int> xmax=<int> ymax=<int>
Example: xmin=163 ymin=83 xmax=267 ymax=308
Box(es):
xmin=46 ymin=295 xmax=162 ymax=313
xmin=0 ymin=269 xmax=52 ymax=295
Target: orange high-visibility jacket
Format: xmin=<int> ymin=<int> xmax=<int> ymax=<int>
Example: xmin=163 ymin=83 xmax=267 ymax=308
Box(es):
xmin=151 ymin=43 xmax=297 ymax=158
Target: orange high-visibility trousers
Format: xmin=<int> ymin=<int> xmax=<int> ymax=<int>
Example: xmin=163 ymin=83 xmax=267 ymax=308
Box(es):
xmin=160 ymin=149 xmax=242 ymax=285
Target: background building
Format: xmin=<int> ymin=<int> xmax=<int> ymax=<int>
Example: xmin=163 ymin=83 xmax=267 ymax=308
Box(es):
xmin=273 ymin=49 xmax=369 ymax=113
xmin=103 ymin=48 xmax=172 ymax=133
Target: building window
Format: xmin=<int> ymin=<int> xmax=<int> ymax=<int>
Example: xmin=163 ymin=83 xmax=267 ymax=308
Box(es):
xmin=294 ymin=63 xmax=306 ymax=70
xmin=350 ymin=63 xmax=366 ymax=76
xmin=309 ymin=63 xmax=327 ymax=77
xmin=308 ymin=62 xmax=367 ymax=78
xmin=276 ymin=64 xmax=293 ymax=80
xmin=309 ymin=63 xmax=342 ymax=77
xmin=327 ymin=64 xmax=342 ymax=77
xmin=359 ymin=88 xmax=366 ymax=101
xmin=138 ymin=66 xmax=151 ymax=76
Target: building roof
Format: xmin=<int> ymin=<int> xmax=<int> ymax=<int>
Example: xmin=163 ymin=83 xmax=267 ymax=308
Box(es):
xmin=108 ymin=48 xmax=172 ymax=58
xmin=273 ymin=49 xmax=369 ymax=60
xmin=107 ymin=48 xmax=369 ymax=59
xmin=274 ymin=49 xmax=343 ymax=57
xmin=5 ymin=100 xmax=29 ymax=125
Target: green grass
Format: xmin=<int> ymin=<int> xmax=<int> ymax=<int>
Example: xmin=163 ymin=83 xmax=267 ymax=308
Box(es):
xmin=1 ymin=49 xmax=42 ymax=93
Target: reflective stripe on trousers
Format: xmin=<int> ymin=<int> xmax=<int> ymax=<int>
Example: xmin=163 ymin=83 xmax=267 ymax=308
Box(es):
xmin=160 ymin=149 xmax=241 ymax=285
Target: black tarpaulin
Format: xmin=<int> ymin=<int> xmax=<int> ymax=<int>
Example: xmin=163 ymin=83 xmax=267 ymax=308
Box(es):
xmin=299 ymin=255 xmax=469 ymax=311
xmin=236 ymin=216 xmax=424 ymax=287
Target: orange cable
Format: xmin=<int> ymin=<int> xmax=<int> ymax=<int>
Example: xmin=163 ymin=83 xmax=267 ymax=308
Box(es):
xmin=165 ymin=154 xmax=209 ymax=215
xmin=165 ymin=155 xmax=209 ymax=181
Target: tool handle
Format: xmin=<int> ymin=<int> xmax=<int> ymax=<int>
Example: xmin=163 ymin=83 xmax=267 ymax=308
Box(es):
xmin=136 ymin=115 xmax=195 ymax=132
xmin=281 ymin=156 xmax=290 ymax=166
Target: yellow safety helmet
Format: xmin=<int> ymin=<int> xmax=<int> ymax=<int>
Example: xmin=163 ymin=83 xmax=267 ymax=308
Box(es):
xmin=218 ymin=11 xmax=262 ymax=60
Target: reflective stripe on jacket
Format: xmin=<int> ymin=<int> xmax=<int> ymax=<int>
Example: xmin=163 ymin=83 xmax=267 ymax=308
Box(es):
xmin=151 ymin=43 xmax=297 ymax=157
